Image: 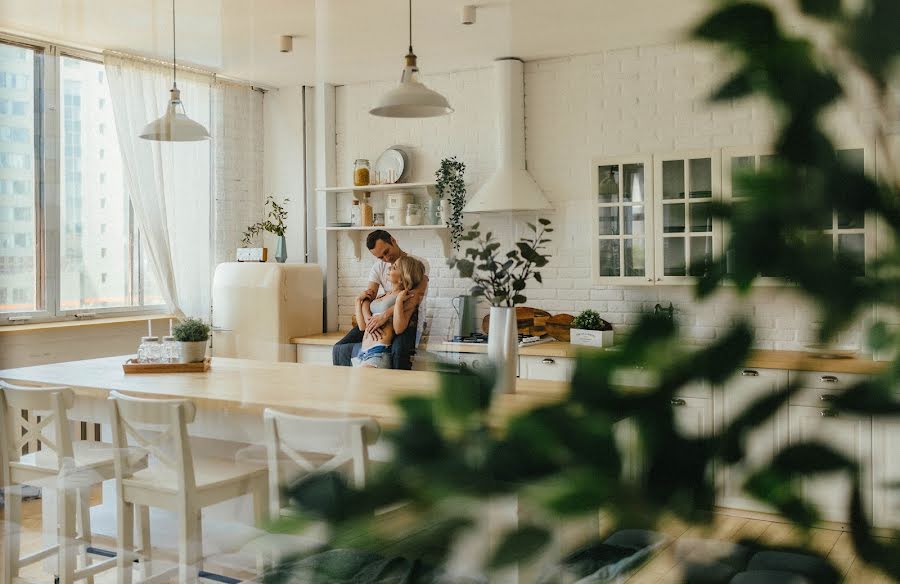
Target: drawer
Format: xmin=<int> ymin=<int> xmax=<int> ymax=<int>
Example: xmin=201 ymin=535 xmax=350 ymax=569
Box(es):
xmin=609 ymin=367 xmax=711 ymax=398
xmin=789 ymin=371 xmax=866 ymax=407
xmin=520 ymin=355 xmax=574 ymax=382
xmin=297 ymin=345 xmax=334 ymax=366
xmin=456 ymin=352 xmax=521 ymax=377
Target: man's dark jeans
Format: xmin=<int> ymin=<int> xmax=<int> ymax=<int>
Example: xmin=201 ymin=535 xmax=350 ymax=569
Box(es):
xmin=332 ymin=310 xmax=418 ymax=370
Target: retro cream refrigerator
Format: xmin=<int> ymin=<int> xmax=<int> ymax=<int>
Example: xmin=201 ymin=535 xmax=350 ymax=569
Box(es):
xmin=211 ymin=262 xmax=323 ymax=362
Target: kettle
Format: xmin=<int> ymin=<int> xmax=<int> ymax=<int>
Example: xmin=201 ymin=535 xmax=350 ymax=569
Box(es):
xmin=451 ymin=295 xmax=478 ymax=338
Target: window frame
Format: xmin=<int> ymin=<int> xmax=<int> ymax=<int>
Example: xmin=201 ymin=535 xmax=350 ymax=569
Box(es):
xmin=0 ymin=33 xmax=167 ymax=325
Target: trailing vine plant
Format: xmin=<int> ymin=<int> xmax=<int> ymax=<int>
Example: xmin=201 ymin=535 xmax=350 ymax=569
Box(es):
xmin=434 ymin=157 xmax=466 ymax=251
xmin=241 ymin=195 xmax=289 ymax=246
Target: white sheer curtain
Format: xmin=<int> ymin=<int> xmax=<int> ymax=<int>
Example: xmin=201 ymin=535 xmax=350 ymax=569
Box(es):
xmin=104 ymin=53 xmax=213 ymax=319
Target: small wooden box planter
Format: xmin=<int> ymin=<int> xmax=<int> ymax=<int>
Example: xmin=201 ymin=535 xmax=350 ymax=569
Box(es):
xmin=123 ymin=358 xmax=211 ymax=374
xmin=237 ymin=247 xmax=268 ymax=262
xmin=570 ymin=328 xmax=614 ymax=347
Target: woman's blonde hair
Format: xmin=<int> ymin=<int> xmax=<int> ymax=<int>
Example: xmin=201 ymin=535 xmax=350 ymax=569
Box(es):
xmin=395 ymin=256 xmax=426 ymax=291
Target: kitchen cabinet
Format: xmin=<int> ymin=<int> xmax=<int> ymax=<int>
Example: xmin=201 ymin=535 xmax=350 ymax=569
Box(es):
xmin=592 ymin=155 xmax=655 ymax=285
xmin=671 ymin=395 xmax=713 ymax=439
xmin=716 ymin=368 xmax=789 ymax=512
xmin=297 ymin=344 xmax=334 ymax=365
xmin=872 ymin=419 xmax=900 ymax=529
xmin=520 ymin=355 xmax=574 ymax=382
xmin=653 ymin=150 xmax=722 ymax=283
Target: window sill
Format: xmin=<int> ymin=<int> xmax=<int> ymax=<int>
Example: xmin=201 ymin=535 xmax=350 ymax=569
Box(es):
xmin=0 ymin=314 xmax=176 ymax=335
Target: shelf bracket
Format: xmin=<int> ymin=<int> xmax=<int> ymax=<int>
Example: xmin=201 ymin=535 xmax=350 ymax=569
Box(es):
xmin=345 ymin=231 xmax=363 ymax=260
xmin=438 ymin=228 xmax=452 ymax=258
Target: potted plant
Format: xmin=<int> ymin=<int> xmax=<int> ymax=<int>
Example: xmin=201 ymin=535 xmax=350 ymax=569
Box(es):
xmin=434 ymin=157 xmax=466 ymax=251
xmin=172 ymin=318 xmax=210 ymax=363
xmin=570 ymin=308 xmax=613 ymax=347
xmin=449 ymin=219 xmax=553 ymax=393
xmin=239 ymin=195 xmax=290 ymax=263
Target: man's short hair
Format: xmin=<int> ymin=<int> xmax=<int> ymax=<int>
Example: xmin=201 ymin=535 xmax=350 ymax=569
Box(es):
xmin=366 ymin=229 xmax=393 ymax=250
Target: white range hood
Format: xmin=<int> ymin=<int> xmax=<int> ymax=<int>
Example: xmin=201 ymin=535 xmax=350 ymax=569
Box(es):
xmin=464 ymin=58 xmax=552 ymax=213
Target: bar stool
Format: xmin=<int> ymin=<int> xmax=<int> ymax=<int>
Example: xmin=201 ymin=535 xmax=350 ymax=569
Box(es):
xmin=0 ymin=381 xmax=134 ymax=584
xmin=108 ymin=391 xmax=268 ymax=584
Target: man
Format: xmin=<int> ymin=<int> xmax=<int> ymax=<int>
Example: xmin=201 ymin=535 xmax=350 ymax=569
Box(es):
xmin=332 ymin=230 xmax=430 ymax=369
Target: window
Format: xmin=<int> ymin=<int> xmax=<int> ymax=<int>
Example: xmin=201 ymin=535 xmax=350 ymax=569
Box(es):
xmin=0 ymin=39 xmax=164 ymax=320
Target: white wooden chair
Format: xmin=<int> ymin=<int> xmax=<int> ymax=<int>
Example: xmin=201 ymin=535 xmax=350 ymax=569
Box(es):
xmin=107 ymin=391 xmax=268 ymax=584
xmin=0 ymin=380 xmax=126 ymax=584
xmin=259 ymin=409 xmax=380 ymax=559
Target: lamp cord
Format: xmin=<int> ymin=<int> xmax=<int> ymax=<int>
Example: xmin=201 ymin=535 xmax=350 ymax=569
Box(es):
xmin=172 ymin=0 xmax=177 ymax=87
xmin=408 ymin=0 xmax=412 ymax=54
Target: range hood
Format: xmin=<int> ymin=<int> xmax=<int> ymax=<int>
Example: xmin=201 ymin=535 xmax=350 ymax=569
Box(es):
xmin=463 ymin=58 xmax=552 ymax=213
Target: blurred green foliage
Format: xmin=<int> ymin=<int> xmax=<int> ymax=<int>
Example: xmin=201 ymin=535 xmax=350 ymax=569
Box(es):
xmin=269 ymin=1 xmax=900 ymax=582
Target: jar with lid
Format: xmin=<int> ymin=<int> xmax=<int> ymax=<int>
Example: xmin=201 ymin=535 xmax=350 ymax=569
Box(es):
xmin=405 ymin=203 xmax=423 ymax=226
xmin=360 ymin=197 xmax=373 ymax=226
xmin=424 ymin=198 xmax=440 ymax=225
xmin=161 ymin=335 xmax=177 ymax=363
xmin=137 ymin=336 xmax=161 ymax=363
xmin=353 ymin=159 xmax=371 ymax=186
xmin=350 ymin=199 xmax=361 ymax=226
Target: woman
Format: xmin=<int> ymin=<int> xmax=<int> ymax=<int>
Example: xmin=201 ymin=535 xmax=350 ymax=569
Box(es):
xmin=352 ymin=256 xmax=426 ymax=368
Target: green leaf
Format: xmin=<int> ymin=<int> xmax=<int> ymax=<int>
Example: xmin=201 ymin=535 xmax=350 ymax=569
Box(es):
xmin=512 ymin=294 xmax=527 ymax=305
xmin=526 ymin=222 xmax=537 ymax=231
xmin=799 ymin=0 xmax=841 ymax=20
xmin=534 ymin=272 xmax=542 ymax=284
xmin=455 ymin=259 xmax=475 ymax=278
xmin=437 ymin=366 xmax=494 ymax=420
xmin=692 ymin=2 xmax=778 ymax=50
xmin=538 ymin=218 xmax=552 ymax=226
xmin=710 ymin=68 xmax=755 ymax=101
xmin=488 ymin=525 xmax=551 ymax=569
xmin=770 ymin=442 xmax=856 ymax=475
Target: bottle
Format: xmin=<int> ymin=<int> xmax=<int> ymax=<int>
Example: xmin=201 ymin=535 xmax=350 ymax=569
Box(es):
xmin=360 ymin=198 xmax=373 ymax=227
xmin=137 ymin=336 xmax=160 ymax=363
xmin=405 ymin=203 xmax=423 ymax=226
xmin=350 ymin=199 xmax=361 ymax=226
xmin=161 ymin=335 xmax=177 ymax=363
xmin=353 ymin=159 xmax=370 ymax=186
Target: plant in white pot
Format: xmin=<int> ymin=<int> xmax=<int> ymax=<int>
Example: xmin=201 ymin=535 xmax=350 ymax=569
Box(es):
xmin=448 ymin=219 xmax=553 ymax=393
xmin=172 ymin=318 xmax=210 ymax=363
xmin=570 ymin=309 xmax=613 ymax=347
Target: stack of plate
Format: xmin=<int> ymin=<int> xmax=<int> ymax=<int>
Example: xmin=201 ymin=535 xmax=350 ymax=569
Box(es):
xmin=375 ymin=145 xmax=409 ymax=184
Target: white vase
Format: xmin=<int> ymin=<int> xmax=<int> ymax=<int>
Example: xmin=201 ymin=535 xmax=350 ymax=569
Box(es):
xmin=440 ymin=198 xmax=451 ymax=226
xmin=488 ymin=306 xmax=518 ymax=394
xmin=178 ymin=340 xmax=208 ymax=363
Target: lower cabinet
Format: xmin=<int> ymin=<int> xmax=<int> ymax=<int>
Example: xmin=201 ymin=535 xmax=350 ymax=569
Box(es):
xmin=519 ymin=355 xmax=574 ymax=381
xmin=873 ymin=419 xmax=900 ymax=529
xmin=671 ymin=395 xmax=713 ymax=438
xmin=297 ymin=344 xmax=334 ymax=365
xmin=788 ymin=404 xmax=873 ymax=523
xmin=716 ymin=368 xmax=789 ymax=513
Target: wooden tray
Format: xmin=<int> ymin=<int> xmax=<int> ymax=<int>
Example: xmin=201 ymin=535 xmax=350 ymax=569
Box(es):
xmin=123 ymin=358 xmax=211 ymax=374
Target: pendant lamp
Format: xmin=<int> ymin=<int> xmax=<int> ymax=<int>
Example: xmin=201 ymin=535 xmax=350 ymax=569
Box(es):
xmin=369 ymin=0 xmax=453 ymax=118
xmin=140 ymin=0 xmax=210 ymax=141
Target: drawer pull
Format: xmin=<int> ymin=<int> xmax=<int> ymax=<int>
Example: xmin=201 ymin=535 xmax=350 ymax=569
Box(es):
xmin=541 ymin=358 xmax=555 ymax=365
xmin=671 ymin=398 xmax=686 ymax=407
xmin=821 ymin=409 xmax=838 ymax=418
xmin=741 ymin=369 xmax=759 ymax=377
xmin=821 ymin=375 xmax=839 ymax=383
xmin=819 ymin=394 xmax=836 ymax=402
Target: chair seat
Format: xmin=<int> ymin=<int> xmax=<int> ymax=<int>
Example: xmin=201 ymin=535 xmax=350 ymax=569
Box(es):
xmin=125 ymin=456 xmax=267 ymax=493
xmin=9 ymin=441 xmax=122 ymax=487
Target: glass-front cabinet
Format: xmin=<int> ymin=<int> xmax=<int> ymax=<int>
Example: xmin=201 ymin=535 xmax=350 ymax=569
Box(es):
xmin=592 ymin=156 xmax=654 ymax=284
xmin=653 ymin=151 xmax=721 ymax=283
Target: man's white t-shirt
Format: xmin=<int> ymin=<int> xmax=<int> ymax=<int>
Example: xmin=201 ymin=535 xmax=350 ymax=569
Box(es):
xmin=368 ymin=254 xmax=431 ymax=294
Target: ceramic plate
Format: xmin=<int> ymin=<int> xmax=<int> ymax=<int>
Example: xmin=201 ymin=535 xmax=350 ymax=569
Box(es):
xmin=375 ymin=146 xmax=409 ymax=183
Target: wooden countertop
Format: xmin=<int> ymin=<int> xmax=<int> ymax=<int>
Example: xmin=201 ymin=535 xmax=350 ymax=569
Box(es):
xmin=0 ymin=356 xmax=565 ymax=428
xmin=290 ymin=332 xmax=887 ymax=375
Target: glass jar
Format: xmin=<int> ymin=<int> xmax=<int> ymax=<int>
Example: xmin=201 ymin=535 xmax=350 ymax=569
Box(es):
xmin=360 ymin=199 xmax=373 ymax=226
xmin=350 ymin=200 xmax=361 ymax=226
xmin=353 ymin=159 xmax=370 ymax=186
xmin=137 ymin=336 xmax=161 ymax=363
xmin=424 ymin=198 xmax=440 ymax=225
xmin=161 ymin=335 xmax=177 ymax=363
xmin=405 ymin=203 xmax=423 ymax=226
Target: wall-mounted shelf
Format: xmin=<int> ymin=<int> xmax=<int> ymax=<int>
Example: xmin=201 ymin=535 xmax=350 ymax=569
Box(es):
xmin=319 ymin=224 xmax=450 ymax=259
xmin=316 ymin=182 xmax=436 ymax=201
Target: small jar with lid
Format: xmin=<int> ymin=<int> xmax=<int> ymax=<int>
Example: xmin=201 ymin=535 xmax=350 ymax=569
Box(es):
xmin=360 ymin=196 xmax=374 ymax=226
xmin=161 ymin=335 xmax=177 ymax=363
xmin=137 ymin=336 xmax=161 ymax=363
xmin=350 ymin=199 xmax=361 ymax=226
xmin=353 ymin=159 xmax=371 ymax=186
xmin=405 ymin=203 xmax=423 ymax=226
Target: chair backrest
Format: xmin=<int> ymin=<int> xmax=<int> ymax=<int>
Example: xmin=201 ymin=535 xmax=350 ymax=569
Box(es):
xmin=108 ymin=390 xmax=197 ymax=492
xmin=262 ymin=408 xmax=379 ymax=518
xmin=0 ymin=381 xmax=75 ymax=476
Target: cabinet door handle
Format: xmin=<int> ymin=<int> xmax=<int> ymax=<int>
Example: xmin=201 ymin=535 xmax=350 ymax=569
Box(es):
xmin=671 ymin=398 xmax=686 ymax=406
xmin=820 ymin=394 xmax=836 ymax=402
xmin=541 ymin=358 xmax=555 ymax=365
xmin=821 ymin=409 xmax=838 ymax=417
xmin=741 ymin=369 xmax=759 ymax=377
xmin=820 ymin=375 xmax=839 ymax=383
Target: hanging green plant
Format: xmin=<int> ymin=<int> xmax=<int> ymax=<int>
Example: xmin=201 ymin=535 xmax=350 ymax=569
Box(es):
xmin=435 ymin=157 xmax=466 ymax=251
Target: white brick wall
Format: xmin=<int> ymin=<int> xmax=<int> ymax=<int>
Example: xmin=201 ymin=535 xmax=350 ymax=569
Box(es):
xmin=332 ymin=43 xmax=875 ymax=351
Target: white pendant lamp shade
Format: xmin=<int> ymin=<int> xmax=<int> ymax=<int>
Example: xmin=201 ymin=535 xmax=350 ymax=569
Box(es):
xmin=140 ymin=87 xmax=210 ymax=141
xmin=369 ymin=0 xmax=452 ymax=119
xmin=140 ymin=0 xmax=210 ymax=142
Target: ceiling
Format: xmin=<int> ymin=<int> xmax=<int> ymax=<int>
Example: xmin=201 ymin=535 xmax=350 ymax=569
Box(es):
xmin=0 ymin=0 xmax=712 ymax=88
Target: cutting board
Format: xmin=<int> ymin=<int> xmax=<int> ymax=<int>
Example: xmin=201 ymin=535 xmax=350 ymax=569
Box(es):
xmin=482 ymin=307 xmax=551 ymax=336
xmin=546 ymin=313 xmax=576 ymax=342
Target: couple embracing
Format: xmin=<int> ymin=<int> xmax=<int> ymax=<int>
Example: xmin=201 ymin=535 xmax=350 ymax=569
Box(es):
xmin=332 ymin=230 xmax=430 ymax=370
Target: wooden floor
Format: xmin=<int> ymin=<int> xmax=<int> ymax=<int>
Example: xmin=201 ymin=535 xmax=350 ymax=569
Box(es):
xmin=1 ymin=496 xmax=895 ymax=583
